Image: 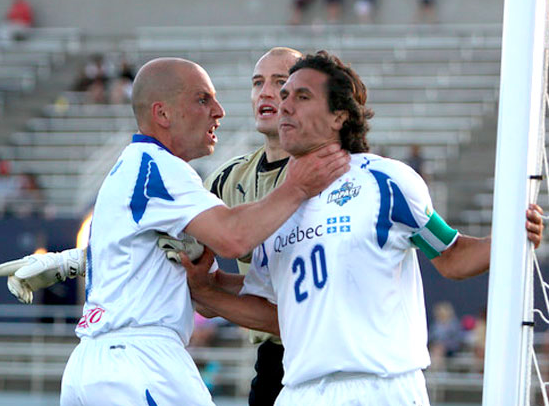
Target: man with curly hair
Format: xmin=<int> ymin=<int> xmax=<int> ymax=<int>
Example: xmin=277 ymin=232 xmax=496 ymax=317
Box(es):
xmin=186 ymin=51 xmax=544 ymax=405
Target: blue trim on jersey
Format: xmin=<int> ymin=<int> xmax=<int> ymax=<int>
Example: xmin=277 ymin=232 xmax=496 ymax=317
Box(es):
xmin=370 ymin=170 xmax=420 ymax=248
xmin=85 ymin=220 xmax=93 ymax=301
xmin=260 ymin=243 xmax=269 ymax=267
xmin=145 ymin=390 xmax=158 ymax=406
xmin=389 ymin=180 xmax=419 ymax=228
xmin=132 ymin=134 xmax=173 ymax=155
xmin=370 ymin=170 xmax=392 ymax=248
xmin=110 ymin=160 xmax=123 ymax=176
xmin=130 ymin=152 xmax=175 ymax=224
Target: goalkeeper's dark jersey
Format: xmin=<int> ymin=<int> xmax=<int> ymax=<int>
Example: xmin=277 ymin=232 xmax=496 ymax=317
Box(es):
xmin=204 ymin=145 xmax=289 ymax=273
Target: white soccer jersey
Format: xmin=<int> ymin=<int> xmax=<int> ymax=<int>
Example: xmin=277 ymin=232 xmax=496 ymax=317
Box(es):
xmin=76 ymin=134 xmax=224 ymax=345
xmin=241 ymin=153 xmax=458 ymax=387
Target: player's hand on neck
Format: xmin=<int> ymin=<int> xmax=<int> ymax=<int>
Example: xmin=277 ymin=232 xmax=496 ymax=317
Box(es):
xmin=285 ymin=143 xmax=350 ymax=200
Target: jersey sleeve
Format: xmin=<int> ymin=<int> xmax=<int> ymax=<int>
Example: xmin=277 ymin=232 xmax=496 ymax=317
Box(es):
xmin=239 ymin=243 xmax=277 ymax=304
xmin=379 ymin=160 xmax=458 ymax=259
xmin=130 ymin=152 xmax=225 ymax=238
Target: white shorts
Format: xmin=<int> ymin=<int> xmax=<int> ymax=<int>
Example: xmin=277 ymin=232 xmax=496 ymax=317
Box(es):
xmin=60 ymin=326 xmax=215 ymax=406
xmin=274 ymin=370 xmax=430 ymax=406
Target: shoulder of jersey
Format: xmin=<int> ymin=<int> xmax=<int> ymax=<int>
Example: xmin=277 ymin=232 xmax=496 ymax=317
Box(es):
xmin=361 ymin=153 xmax=413 ymax=173
xmin=356 ymin=153 xmax=421 ymax=183
xmin=206 ymin=152 xmax=253 ymax=182
xmin=204 ymin=147 xmax=264 ymax=197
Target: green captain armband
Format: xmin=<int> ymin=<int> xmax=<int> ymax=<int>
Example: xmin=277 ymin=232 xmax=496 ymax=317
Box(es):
xmin=410 ymin=210 xmax=458 ymax=259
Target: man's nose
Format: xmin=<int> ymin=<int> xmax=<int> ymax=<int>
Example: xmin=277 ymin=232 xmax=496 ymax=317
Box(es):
xmin=279 ymin=97 xmax=292 ymax=115
xmin=259 ymin=82 xmax=275 ymax=99
xmin=213 ymin=99 xmax=225 ymax=118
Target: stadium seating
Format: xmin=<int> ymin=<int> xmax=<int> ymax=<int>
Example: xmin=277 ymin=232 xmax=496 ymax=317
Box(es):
xmin=0 ymin=23 xmax=504 ymax=221
xmin=0 ymin=27 xmax=80 ymax=96
xmin=0 ymin=304 xmax=255 ymax=396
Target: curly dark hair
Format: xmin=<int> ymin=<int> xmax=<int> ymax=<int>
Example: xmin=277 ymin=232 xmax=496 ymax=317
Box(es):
xmin=289 ymin=50 xmax=374 ymax=153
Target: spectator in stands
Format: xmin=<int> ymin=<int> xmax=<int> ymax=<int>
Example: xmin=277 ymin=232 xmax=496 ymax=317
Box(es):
xmin=72 ymin=54 xmax=113 ymax=104
xmin=417 ymin=0 xmax=437 ymax=23
xmin=11 ymin=172 xmax=45 ymax=218
xmin=0 ymin=0 xmax=33 ymax=42
xmin=407 ymin=144 xmax=423 ymax=176
xmin=471 ymin=308 xmax=487 ymax=372
xmin=83 ymin=54 xmax=112 ymax=83
xmin=460 ymin=312 xmax=476 ymax=348
xmin=0 ymin=161 xmax=17 ymax=218
xmin=354 ymin=0 xmax=377 ymax=23
xmin=406 ymin=143 xmax=429 ymax=182
xmin=0 ymin=156 xmax=10 ymax=176
xmin=289 ymin=0 xmax=343 ymax=25
xmin=109 ymin=59 xmax=135 ymax=104
xmin=428 ymin=301 xmax=463 ymax=371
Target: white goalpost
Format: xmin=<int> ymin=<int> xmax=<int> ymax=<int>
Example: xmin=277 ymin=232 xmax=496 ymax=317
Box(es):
xmin=483 ymin=0 xmax=549 ymax=405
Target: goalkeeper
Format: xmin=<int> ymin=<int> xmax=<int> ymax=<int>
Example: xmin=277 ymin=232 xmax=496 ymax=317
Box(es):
xmin=0 ymin=56 xmax=350 ymax=406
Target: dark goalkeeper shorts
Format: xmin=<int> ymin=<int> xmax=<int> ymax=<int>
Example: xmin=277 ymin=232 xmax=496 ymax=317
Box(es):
xmin=248 ymin=340 xmax=285 ymax=406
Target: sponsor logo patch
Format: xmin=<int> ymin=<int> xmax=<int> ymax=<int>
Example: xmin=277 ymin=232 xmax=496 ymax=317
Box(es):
xmin=274 ymin=225 xmax=323 ymax=252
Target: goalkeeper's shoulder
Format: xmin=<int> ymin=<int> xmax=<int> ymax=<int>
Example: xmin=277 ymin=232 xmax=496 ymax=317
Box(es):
xmin=204 ymin=148 xmax=265 ymax=196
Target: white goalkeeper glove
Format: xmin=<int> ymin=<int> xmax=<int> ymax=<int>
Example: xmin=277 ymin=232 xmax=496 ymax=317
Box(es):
xmin=157 ymin=232 xmax=204 ymax=264
xmin=0 ymin=248 xmax=86 ymax=304
xmin=0 ymin=234 xmax=203 ymax=304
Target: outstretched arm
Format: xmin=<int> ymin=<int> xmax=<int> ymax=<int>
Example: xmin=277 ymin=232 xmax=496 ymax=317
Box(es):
xmin=431 ymin=204 xmax=544 ymax=280
xmin=0 ymin=248 xmax=86 ymax=304
xmin=1 ymin=232 xmax=208 ymax=304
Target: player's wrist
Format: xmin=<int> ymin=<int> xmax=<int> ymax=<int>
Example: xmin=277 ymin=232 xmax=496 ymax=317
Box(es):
xmin=278 ymin=179 xmax=309 ymax=204
xmin=190 ymin=283 xmax=218 ymax=304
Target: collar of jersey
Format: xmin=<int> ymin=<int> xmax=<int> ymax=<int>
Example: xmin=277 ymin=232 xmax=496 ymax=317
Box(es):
xmin=132 ymin=134 xmax=173 ymax=155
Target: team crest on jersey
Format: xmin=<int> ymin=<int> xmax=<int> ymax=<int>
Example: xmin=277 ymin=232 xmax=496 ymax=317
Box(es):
xmin=327 ymin=181 xmax=361 ymax=206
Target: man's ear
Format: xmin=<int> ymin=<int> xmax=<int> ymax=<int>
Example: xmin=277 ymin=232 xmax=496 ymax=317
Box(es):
xmin=332 ymin=110 xmax=349 ymax=131
xmin=151 ymin=101 xmax=171 ymax=128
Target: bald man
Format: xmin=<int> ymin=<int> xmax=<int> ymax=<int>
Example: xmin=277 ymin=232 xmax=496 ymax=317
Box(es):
xmin=203 ymin=47 xmax=301 ymax=406
xmin=59 ymin=57 xmax=350 ymax=406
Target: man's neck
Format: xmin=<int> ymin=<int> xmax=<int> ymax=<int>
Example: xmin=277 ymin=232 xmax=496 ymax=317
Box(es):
xmin=263 ymin=134 xmax=290 ymax=163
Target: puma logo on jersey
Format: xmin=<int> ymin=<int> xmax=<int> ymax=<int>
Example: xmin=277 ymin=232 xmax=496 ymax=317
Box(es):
xmin=236 ymin=183 xmax=247 ymax=199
